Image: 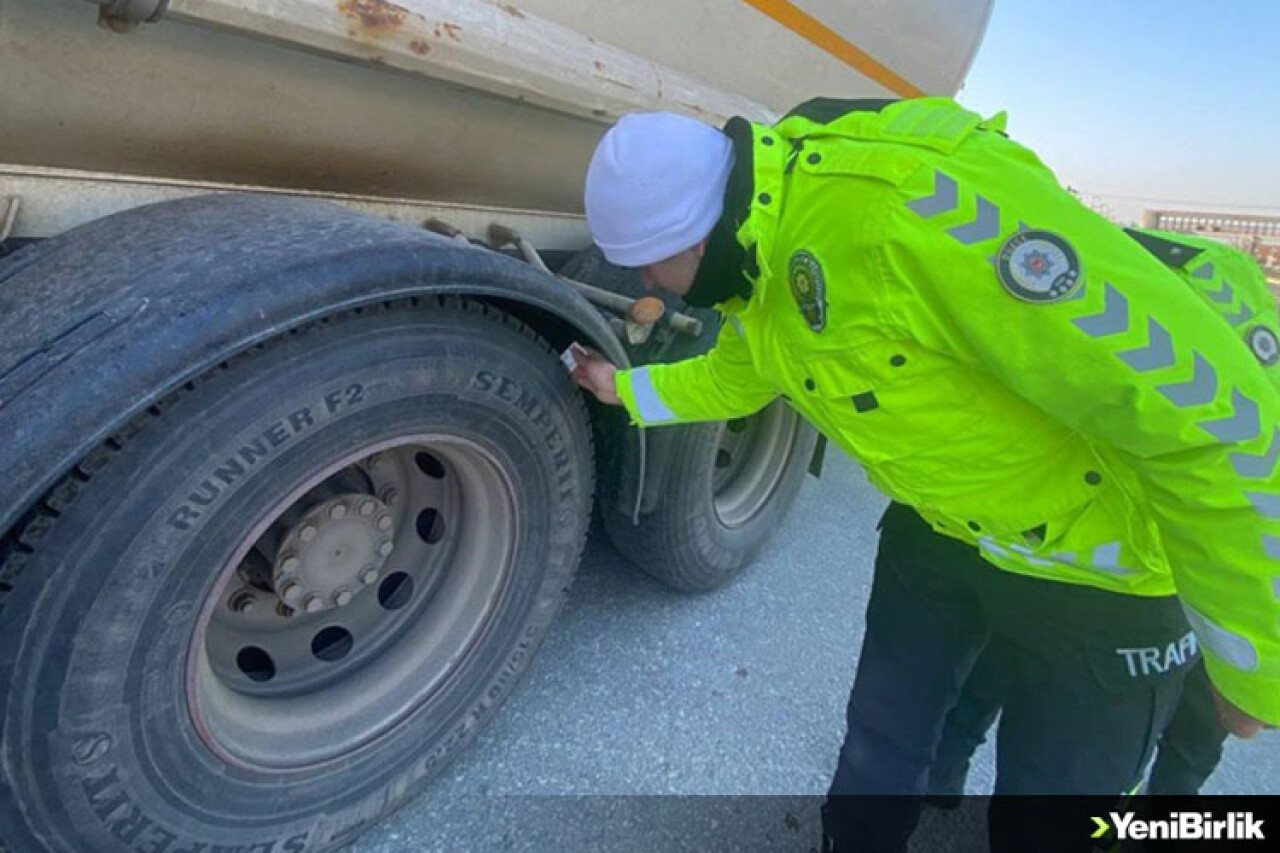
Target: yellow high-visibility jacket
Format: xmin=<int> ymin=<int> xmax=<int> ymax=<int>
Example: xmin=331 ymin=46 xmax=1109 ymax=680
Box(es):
xmin=615 ymin=98 xmax=1280 ymax=724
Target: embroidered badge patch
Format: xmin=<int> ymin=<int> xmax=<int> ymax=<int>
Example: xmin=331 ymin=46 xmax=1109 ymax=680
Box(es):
xmin=995 ymin=229 xmax=1082 ymax=303
xmin=1248 ymin=325 xmax=1280 ymax=366
xmin=788 ymin=250 xmax=827 ymax=332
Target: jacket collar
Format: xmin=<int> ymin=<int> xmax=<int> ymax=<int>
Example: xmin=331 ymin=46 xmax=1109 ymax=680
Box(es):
xmin=684 ymin=117 xmax=758 ymax=310
xmin=1124 ymin=228 xmax=1206 ymax=269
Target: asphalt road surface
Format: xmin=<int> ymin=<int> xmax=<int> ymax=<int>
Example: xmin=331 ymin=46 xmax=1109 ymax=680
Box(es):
xmin=352 ymin=450 xmax=1280 ymax=853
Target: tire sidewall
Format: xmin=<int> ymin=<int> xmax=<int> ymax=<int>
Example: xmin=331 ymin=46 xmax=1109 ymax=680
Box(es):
xmin=606 ymin=405 xmax=817 ymax=593
xmin=0 ymin=306 xmax=591 ymax=852
xmin=670 ymin=413 xmax=813 ymax=566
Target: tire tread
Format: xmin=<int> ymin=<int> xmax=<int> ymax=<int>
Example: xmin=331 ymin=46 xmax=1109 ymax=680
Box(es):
xmin=0 ymin=295 xmax=593 ymax=616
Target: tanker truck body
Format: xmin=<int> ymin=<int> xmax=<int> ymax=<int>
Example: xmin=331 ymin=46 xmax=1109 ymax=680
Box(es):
xmin=0 ymin=2 xmax=991 ymax=849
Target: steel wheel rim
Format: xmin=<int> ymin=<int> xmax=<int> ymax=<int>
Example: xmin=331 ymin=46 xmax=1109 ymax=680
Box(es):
xmin=712 ymin=402 xmax=801 ymax=529
xmin=187 ymin=434 xmax=519 ymax=770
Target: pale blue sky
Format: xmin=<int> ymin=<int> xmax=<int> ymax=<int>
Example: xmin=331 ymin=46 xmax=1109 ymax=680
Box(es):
xmin=958 ymin=0 xmax=1280 ymax=225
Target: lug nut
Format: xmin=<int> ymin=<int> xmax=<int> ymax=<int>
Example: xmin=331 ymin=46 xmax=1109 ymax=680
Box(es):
xmin=280 ymin=555 xmax=301 ymax=573
xmin=329 ymin=504 xmax=348 ymax=520
xmin=360 ymin=567 xmax=380 ymax=585
xmin=334 ymin=588 xmax=353 ymax=607
xmin=280 ymin=581 xmax=303 ymax=604
xmin=378 ymin=541 xmax=394 ymax=557
xmin=299 ymin=524 xmax=317 ymax=543
xmin=381 ymin=488 xmax=399 ymax=506
xmin=229 ymin=589 xmax=257 ymax=614
xmin=376 ymin=515 xmax=393 ymax=532
xmin=303 ymin=594 xmax=325 ymax=613
xmin=359 ymin=500 xmax=376 ymax=517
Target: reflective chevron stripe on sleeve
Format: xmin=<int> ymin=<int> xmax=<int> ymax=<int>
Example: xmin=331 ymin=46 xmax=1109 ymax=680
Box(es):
xmin=947 ymin=196 xmax=1001 ymax=245
xmin=1052 ymin=237 xmax=1272 ymax=671
xmin=1234 ymin=430 xmax=1280 ymax=478
xmin=907 ymin=172 xmax=1004 ymax=249
xmin=905 ymin=172 xmax=958 ymax=219
xmin=1071 ymin=282 xmax=1129 ymax=336
xmin=1246 ymin=492 xmax=1280 ymax=519
xmin=1159 ymin=354 xmax=1218 ymax=407
xmin=1069 ymin=281 xmax=1264 ymax=446
xmin=1199 ymin=390 xmax=1260 ymax=443
xmin=1206 ymin=280 xmax=1234 ymax=304
xmin=1117 ymin=318 xmax=1175 ymax=371
xmin=1225 ymin=303 xmax=1257 ymax=327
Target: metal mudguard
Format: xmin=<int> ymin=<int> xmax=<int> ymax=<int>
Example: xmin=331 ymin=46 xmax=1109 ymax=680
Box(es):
xmin=0 ymin=193 xmax=635 ymax=535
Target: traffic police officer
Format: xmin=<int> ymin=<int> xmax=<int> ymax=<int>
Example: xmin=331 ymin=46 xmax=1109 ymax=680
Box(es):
xmin=571 ymin=99 xmax=1278 ymax=851
xmin=927 ymin=232 xmax=1280 ymax=802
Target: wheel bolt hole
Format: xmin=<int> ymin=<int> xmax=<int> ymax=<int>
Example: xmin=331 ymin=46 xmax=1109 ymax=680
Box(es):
xmin=715 ymin=450 xmax=733 ymax=469
xmin=416 ymin=508 xmax=446 ymax=544
xmin=236 ymin=646 xmax=276 ymax=682
xmin=378 ymin=571 xmax=415 ymax=611
xmin=311 ymin=626 xmax=354 ymax=662
xmin=415 ymin=451 xmax=447 ymax=479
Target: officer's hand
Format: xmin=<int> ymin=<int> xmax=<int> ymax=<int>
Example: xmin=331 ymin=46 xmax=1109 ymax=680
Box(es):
xmin=1208 ymin=680 xmax=1272 ymax=738
xmin=570 ymin=346 xmax=621 ymax=406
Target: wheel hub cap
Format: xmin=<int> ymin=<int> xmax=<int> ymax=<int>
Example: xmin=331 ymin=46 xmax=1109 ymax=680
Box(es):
xmin=272 ymin=494 xmax=394 ymax=612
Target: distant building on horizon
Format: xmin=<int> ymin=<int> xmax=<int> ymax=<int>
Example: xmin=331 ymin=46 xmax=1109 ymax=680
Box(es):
xmin=1142 ymin=208 xmax=1280 ymax=281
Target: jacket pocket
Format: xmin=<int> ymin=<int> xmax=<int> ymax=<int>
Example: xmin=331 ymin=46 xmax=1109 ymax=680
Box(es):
xmin=920 ymin=444 xmax=1121 ymax=558
xmin=793 ymin=343 xmax=989 ymax=499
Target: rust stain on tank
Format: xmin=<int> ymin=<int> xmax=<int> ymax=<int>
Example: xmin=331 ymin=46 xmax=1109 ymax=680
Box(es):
xmin=410 ymin=39 xmax=431 ymax=55
xmin=337 ymin=0 xmax=408 ymax=38
xmin=593 ymin=61 xmax=605 ymax=71
xmin=440 ymin=22 xmax=463 ymax=42
xmin=500 ymin=4 xmax=526 ymax=18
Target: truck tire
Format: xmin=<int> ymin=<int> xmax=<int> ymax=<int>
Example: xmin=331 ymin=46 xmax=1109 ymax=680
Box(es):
xmin=555 ymin=246 xmax=819 ymax=593
xmin=603 ymin=402 xmax=819 ymax=592
xmin=0 ymin=298 xmax=592 ymax=852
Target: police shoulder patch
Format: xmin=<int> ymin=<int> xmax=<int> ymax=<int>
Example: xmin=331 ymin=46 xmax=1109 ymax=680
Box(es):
xmin=995 ymin=229 xmax=1082 ymax=303
xmin=1248 ymin=325 xmax=1279 ymax=367
xmin=788 ymin=250 xmax=827 ymax=332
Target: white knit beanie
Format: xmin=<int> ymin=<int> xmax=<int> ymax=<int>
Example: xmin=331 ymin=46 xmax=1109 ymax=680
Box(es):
xmin=584 ymin=112 xmax=734 ymax=268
